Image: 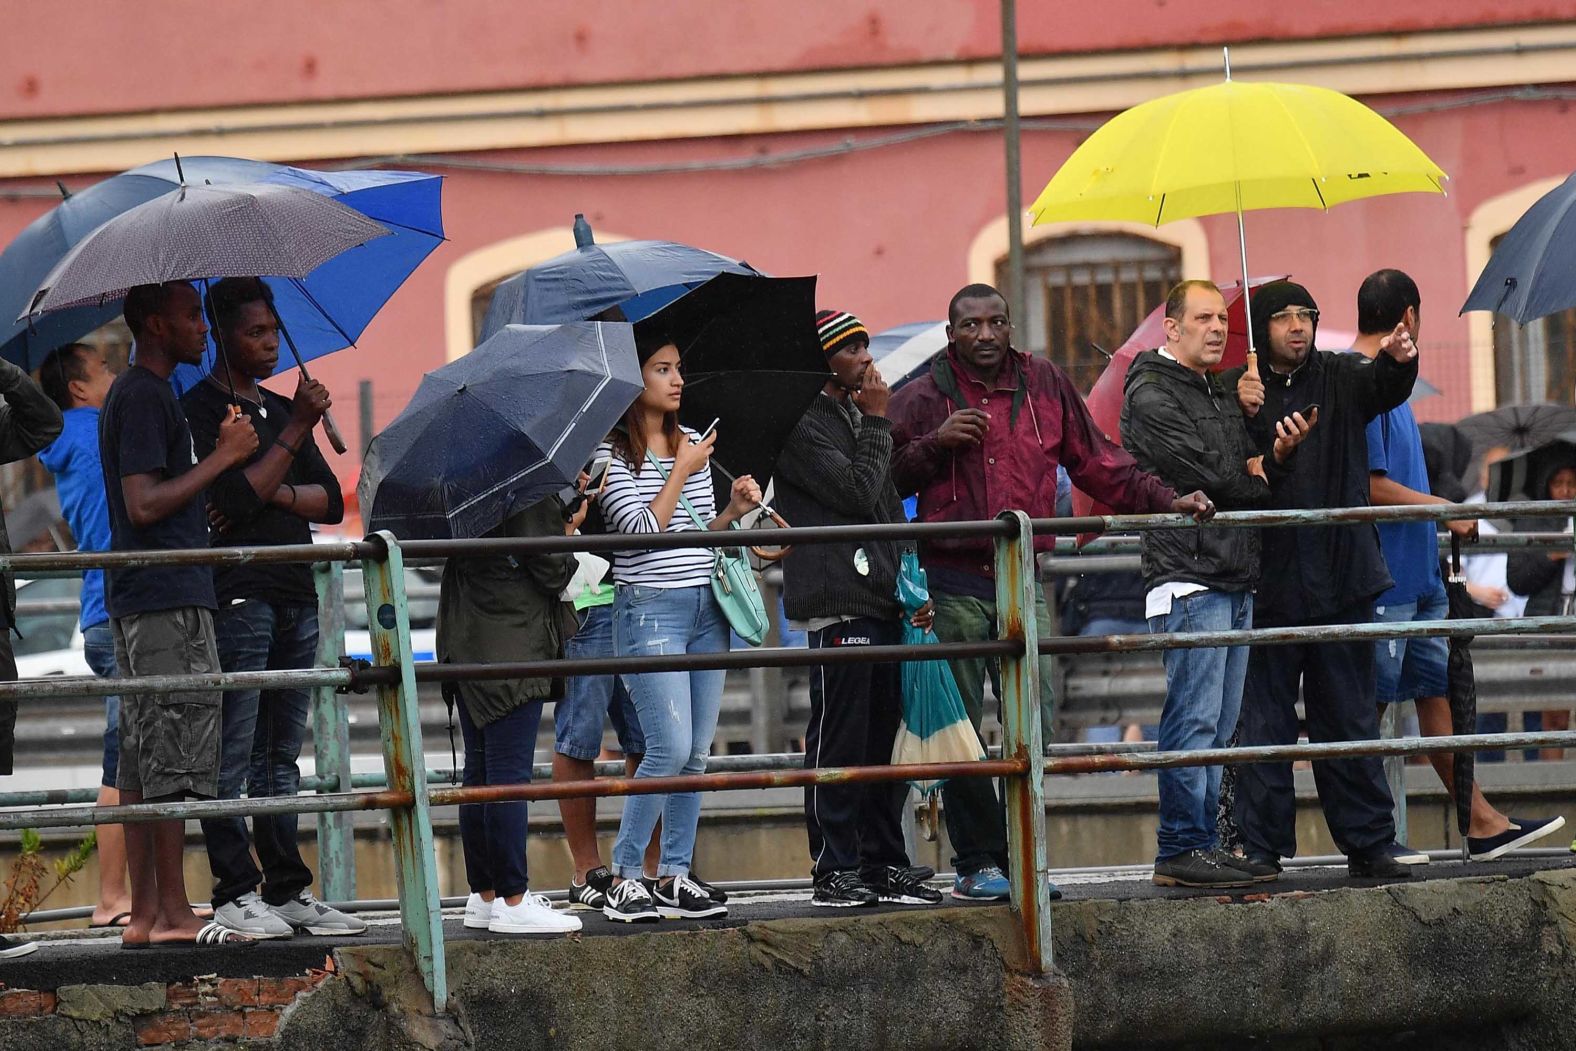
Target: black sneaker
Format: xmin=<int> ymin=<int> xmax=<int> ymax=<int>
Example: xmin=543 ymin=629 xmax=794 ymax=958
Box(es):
xmin=1469 ymin=816 xmax=1566 ymax=861
xmin=905 ymin=864 xmax=937 ymax=883
xmin=864 ymin=865 xmax=943 ymax=905
xmin=1348 ymin=846 xmax=1413 ymax=880
xmin=602 ymin=879 xmax=659 ymax=923
xmin=1152 ymin=848 xmax=1255 ymax=888
xmin=568 ymin=866 xmax=614 ymax=910
xmin=1224 ymin=850 xmax=1281 ymax=883
xmin=812 ymin=870 xmax=879 ymax=908
xmin=0 ymin=935 xmax=36 ymax=959
xmin=687 ymin=871 xmax=727 ymax=904
xmin=650 ymin=875 xmax=728 ymax=919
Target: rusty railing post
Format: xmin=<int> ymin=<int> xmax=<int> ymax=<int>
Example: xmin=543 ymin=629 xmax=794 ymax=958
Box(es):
xmin=361 ymin=533 xmax=446 ymax=1012
xmin=995 ymin=510 xmax=1051 ymax=973
xmin=312 ymin=558 xmax=357 ymax=903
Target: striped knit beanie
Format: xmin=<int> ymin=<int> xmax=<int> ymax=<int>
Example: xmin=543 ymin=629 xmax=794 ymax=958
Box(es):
xmin=815 ymin=309 xmax=870 ymax=357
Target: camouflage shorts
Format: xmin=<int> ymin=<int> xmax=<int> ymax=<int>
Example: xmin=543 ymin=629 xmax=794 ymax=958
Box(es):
xmin=113 ymin=607 xmax=222 ymax=800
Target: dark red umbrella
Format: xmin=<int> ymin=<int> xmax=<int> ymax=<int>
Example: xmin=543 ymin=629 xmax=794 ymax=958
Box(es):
xmin=1071 ymin=275 xmax=1287 ymax=530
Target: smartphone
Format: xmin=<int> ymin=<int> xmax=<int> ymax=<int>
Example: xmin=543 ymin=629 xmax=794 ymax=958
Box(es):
xmin=584 ymin=454 xmax=613 ymax=496
xmin=697 ymin=417 xmax=720 ymax=442
xmin=1292 ymin=404 xmax=1320 ymax=419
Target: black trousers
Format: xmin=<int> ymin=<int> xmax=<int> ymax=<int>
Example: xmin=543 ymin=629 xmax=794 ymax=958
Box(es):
xmin=1234 ymin=601 xmax=1396 ymax=859
xmin=804 ymin=618 xmax=910 ymax=879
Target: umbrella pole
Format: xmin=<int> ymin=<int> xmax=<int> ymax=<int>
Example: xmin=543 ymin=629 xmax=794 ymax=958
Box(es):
xmin=201 ymin=278 xmax=240 ymax=403
xmin=270 ymin=307 xmax=350 ymax=456
xmin=1223 ymin=48 xmax=1258 ymax=370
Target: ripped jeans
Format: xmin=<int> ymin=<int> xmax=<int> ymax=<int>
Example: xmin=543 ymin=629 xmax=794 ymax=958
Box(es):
xmin=609 ymin=584 xmax=728 ymax=878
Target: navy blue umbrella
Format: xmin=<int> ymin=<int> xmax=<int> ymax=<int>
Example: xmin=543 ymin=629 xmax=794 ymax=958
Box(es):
xmin=478 ymin=229 xmax=758 ymax=340
xmin=0 ymin=155 xmax=444 ymax=371
xmin=358 ymin=322 xmax=641 ymax=540
xmin=1462 ymin=171 xmax=1576 ymax=324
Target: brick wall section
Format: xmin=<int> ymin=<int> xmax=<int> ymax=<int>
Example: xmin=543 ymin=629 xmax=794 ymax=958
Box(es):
xmin=0 ymin=970 xmax=325 ymax=1046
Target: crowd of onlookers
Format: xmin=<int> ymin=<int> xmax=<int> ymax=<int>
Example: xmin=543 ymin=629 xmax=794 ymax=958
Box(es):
xmin=0 ymin=266 xmax=1569 ymax=959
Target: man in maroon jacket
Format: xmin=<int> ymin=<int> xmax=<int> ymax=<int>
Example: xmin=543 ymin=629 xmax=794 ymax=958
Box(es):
xmin=890 ymin=283 xmax=1211 ymax=899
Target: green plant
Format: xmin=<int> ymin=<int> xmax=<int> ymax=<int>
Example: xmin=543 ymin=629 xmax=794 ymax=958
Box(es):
xmin=0 ymin=828 xmax=97 ymax=932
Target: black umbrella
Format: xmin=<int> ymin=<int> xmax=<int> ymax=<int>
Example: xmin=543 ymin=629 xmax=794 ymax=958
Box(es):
xmin=1444 ymin=534 xmax=1478 ymax=857
xmin=1418 ymin=422 xmax=1474 ymax=503
xmin=643 ymin=272 xmax=830 ymax=503
xmin=1460 ymin=171 xmax=1576 ymax=324
xmin=1457 ymin=403 xmax=1576 ymax=459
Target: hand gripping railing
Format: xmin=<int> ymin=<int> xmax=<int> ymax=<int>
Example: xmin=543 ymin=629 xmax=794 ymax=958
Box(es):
xmin=0 ymin=499 xmax=1574 ymax=1010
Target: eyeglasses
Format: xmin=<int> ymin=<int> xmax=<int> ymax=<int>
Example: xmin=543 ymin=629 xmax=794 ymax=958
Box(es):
xmin=954 ymin=318 xmax=1013 ymax=334
xmin=1268 ymin=308 xmax=1319 ymax=325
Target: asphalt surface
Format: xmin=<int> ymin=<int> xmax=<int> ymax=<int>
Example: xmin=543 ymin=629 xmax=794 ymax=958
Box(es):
xmin=6 ymin=853 xmax=1575 ymax=989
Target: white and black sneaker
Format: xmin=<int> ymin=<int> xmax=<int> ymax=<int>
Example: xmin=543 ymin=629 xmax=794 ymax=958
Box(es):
xmin=649 ymin=875 xmax=728 ymax=920
xmin=0 ymin=935 xmax=36 ymax=959
xmin=602 ymin=879 xmax=660 ymax=923
xmin=812 ymin=870 xmax=879 ymax=908
xmin=213 ymin=891 xmax=294 ymax=940
xmin=865 ymin=865 xmax=943 ymax=905
xmin=687 ymin=871 xmax=728 ymax=904
xmin=568 ymin=866 xmax=613 ymax=911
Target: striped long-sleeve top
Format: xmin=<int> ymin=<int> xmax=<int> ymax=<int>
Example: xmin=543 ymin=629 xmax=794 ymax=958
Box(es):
xmin=596 ymin=429 xmax=717 ymax=588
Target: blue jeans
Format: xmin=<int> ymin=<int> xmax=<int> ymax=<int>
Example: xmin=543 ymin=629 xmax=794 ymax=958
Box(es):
xmin=199 ymin=601 xmax=317 ymax=907
xmin=457 ymin=698 xmax=543 ymax=897
xmin=610 ymin=584 xmax=728 ymax=879
xmin=1373 ymin=583 xmax=1450 ymax=704
xmin=83 ymin=621 xmax=121 ymax=788
xmin=1148 ymin=590 xmax=1252 ymax=861
xmin=555 ymin=604 xmax=644 ymax=760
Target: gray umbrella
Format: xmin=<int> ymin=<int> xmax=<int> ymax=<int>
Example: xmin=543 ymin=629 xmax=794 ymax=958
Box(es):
xmin=20 ymin=182 xmax=389 ymax=319
xmin=1456 ymin=403 xmax=1576 ymax=458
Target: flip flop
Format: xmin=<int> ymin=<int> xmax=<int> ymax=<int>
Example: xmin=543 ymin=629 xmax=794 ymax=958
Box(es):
xmin=121 ymin=921 xmax=257 ymax=950
xmin=90 ymin=912 xmax=131 ymax=929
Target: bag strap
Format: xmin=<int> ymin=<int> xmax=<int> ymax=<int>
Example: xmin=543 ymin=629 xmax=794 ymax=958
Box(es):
xmin=646 ymin=450 xmax=712 ymax=533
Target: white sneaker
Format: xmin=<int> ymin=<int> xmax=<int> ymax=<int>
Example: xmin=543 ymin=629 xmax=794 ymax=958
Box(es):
xmin=488 ymin=893 xmax=582 ymax=935
xmin=271 ymin=892 xmax=367 ymax=936
xmin=464 ymin=892 xmax=493 ymax=929
xmin=213 ymin=891 xmax=294 ymax=940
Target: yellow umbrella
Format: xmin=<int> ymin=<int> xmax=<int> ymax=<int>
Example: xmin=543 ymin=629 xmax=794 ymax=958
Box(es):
xmin=1030 ymin=52 xmax=1447 ymax=356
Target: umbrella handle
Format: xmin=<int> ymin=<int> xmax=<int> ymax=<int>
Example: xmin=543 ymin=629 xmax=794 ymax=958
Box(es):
xmin=748 ymin=506 xmax=794 ymax=563
xmin=321 ymin=408 xmax=349 ymax=456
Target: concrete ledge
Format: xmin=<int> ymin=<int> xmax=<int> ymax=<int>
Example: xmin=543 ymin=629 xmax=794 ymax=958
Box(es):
xmin=281 ymin=907 xmax=1074 ymax=1051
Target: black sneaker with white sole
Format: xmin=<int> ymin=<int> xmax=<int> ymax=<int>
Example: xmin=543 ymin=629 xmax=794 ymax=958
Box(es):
xmin=687 ymin=871 xmax=727 ymax=904
xmin=602 ymin=879 xmax=660 ymax=923
xmin=568 ymin=866 xmax=614 ymax=910
xmin=0 ymin=935 xmax=36 ymax=959
xmin=864 ymin=865 xmax=943 ymax=905
xmin=650 ymin=875 xmax=728 ymax=919
xmin=812 ymin=870 xmax=878 ymax=908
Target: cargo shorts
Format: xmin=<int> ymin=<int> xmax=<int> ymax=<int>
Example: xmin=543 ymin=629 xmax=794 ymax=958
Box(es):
xmin=113 ymin=607 xmax=223 ymax=800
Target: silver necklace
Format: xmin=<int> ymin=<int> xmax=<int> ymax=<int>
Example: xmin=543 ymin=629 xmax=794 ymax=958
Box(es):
xmin=207 ymin=375 xmax=267 ymax=418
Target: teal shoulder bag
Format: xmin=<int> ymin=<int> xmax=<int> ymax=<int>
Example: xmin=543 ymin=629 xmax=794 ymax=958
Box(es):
xmin=646 ymin=452 xmax=770 ymax=646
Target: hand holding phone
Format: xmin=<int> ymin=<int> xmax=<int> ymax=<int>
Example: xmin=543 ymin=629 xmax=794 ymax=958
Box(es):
xmin=584 ymin=454 xmax=613 ymax=497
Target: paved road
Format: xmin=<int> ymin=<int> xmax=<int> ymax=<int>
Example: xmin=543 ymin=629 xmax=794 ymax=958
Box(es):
xmin=8 ymin=853 xmax=1574 ymax=989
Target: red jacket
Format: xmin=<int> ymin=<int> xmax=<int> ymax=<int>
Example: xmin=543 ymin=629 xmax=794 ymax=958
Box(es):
xmin=889 ymin=347 xmax=1176 ymax=578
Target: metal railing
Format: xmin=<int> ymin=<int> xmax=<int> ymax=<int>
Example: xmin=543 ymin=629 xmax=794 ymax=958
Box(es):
xmin=0 ymin=499 xmax=1574 ymax=1013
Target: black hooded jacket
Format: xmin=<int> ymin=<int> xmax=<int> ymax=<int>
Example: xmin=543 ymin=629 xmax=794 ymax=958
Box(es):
xmin=1217 ymin=281 xmax=1418 ymax=623
xmin=1506 ymin=458 xmax=1576 ymax=617
xmin=1121 ymin=350 xmax=1286 ymax=592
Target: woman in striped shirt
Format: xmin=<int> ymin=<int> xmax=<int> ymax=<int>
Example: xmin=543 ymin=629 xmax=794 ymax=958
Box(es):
xmin=596 ymin=334 xmax=761 ymax=923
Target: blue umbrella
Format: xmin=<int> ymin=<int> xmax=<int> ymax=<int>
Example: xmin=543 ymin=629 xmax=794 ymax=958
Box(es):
xmin=478 ymin=226 xmax=758 ymax=340
xmin=358 ymin=322 xmax=641 ymax=540
xmin=0 ymin=155 xmax=444 ymax=371
xmin=1462 ymin=171 xmax=1576 ymax=324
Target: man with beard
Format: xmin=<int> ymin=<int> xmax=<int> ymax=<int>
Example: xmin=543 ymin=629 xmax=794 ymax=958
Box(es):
xmin=1224 ymin=280 xmax=1420 ymax=881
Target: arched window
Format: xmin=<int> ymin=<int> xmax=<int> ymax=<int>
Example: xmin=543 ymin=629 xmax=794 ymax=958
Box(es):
xmin=999 ymin=233 xmax=1181 ymax=392
xmin=469 ymin=275 xmax=510 ymax=347
xmin=1491 ymin=233 xmax=1576 ymax=404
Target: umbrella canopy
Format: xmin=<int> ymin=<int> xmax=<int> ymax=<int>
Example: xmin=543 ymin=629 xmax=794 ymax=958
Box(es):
xmin=1461 ymin=171 xmax=1576 ymax=324
xmin=0 ymin=157 xmax=444 ymax=372
xmin=868 ymin=320 xmax=948 ymax=391
xmin=1030 ymin=78 xmax=1447 ymax=226
xmin=1457 ymin=403 xmax=1576 ymax=458
xmin=479 ymin=238 xmax=759 ymax=340
xmin=1418 ymin=422 xmax=1475 ymax=503
xmin=643 ymin=272 xmax=829 ymax=501
xmin=1484 ymin=428 xmax=1576 ymax=503
xmin=1031 ymin=64 xmax=1446 ymax=359
xmin=359 ymin=322 xmax=641 ymax=540
xmin=22 ymin=183 xmax=389 ymax=318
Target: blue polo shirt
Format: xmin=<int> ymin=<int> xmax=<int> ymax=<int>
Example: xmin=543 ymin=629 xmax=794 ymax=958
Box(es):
xmin=37 ymin=406 xmax=111 ymax=630
xmin=1366 ymin=401 xmax=1441 ymax=606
